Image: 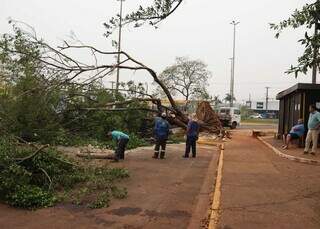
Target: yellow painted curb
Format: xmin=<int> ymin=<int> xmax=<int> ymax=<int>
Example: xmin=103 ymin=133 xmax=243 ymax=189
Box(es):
xmin=208 ymin=143 xmax=224 ymax=229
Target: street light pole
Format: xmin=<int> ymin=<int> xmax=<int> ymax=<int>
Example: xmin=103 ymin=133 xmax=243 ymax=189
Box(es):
xmin=230 ymin=20 xmax=240 ymax=107
xmin=116 ymin=0 xmax=125 ymax=93
xmin=229 ymin=57 xmax=233 ymax=107
xmin=265 ymin=86 xmax=270 ymax=113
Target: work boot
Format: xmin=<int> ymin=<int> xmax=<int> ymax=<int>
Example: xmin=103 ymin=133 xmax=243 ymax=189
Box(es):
xmin=152 ymin=151 xmax=159 ymax=159
xmin=182 ymin=153 xmax=189 ymax=158
xmin=160 ymin=151 xmax=166 ymax=159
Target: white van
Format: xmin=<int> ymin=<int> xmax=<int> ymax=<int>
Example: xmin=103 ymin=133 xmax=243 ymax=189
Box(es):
xmin=218 ymin=107 xmax=241 ymax=129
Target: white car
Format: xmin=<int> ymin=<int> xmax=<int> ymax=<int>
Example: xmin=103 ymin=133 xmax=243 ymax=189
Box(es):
xmin=249 ymin=114 xmax=263 ymax=119
xmin=218 ymin=107 xmax=241 ymax=129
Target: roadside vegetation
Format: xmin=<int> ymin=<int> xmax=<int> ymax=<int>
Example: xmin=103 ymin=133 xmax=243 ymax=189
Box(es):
xmin=0 ymin=0 xmax=208 ymax=210
xmin=0 ymin=137 xmax=129 ymax=209
xmin=0 ymin=27 xmax=148 ymax=209
xmin=0 ymin=29 xmax=150 ymax=148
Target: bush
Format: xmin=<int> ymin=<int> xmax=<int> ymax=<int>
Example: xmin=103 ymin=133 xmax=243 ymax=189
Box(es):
xmin=126 ymin=134 xmax=149 ymax=150
xmin=0 ymin=137 xmax=129 ymax=209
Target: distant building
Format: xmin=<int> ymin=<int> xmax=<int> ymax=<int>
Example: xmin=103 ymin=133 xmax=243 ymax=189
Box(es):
xmin=245 ymin=100 xmax=279 ymax=118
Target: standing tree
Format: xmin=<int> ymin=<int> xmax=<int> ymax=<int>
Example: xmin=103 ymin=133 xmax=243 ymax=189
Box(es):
xmin=270 ymin=1 xmax=320 ymax=82
xmin=154 ymin=57 xmax=212 ymax=101
xmin=193 ymin=89 xmax=213 ymax=101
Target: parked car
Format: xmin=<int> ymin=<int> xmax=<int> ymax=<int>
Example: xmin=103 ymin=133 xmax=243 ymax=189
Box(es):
xmin=249 ymin=114 xmax=263 ymax=119
xmin=218 ymin=107 xmax=241 ymax=129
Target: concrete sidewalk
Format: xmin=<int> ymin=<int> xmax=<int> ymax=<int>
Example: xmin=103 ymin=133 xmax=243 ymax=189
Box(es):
xmin=262 ymin=136 xmax=320 ymax=164
xmin=218 ymin=133 xmax=320 ymax=229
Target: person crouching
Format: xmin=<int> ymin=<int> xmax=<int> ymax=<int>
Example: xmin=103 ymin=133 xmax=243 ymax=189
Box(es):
xmin=153 ymin=113 xmax=170 ymax=159
xmin=107 ymin=130 xmax=130 ymax=162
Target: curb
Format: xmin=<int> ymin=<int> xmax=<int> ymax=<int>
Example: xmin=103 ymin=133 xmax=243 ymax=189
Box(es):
xmin=257 ymin=137 xmax=320 ymax=165
xmin=208 ymin=143 xmax=224 ymax=229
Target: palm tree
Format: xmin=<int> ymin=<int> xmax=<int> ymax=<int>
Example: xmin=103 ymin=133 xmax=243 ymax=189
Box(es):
xmin=213 ymin=95 xmax=222 ymax=108
xmin=224 ymin=93 xmax=236 ymax=105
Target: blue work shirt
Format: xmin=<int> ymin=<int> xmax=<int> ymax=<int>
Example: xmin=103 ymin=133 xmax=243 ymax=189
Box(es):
xmin=111 ymin=131 xmax=129 ymax=141
xmin=308 ymin=111 xmax=320 ymax=129
xmin=187 ymin=120 xmax=199 ymax=137
xmin=289 ymin=124 xmax=305 ymax=137
xmin=154 ymin=117 xmax=170 ymax=139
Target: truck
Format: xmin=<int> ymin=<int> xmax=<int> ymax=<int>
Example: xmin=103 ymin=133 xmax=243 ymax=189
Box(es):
xmin=217 ymin=107 xmax=241 ymax=129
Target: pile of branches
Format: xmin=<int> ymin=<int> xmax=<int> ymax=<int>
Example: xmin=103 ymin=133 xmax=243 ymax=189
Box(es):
xmin=0 ymin=136 xmax=129 ymax=209
xmin=196 ymin=101 xmax=222 ymax=133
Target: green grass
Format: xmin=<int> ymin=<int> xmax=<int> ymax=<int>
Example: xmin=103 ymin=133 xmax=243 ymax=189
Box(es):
xmin=241 ymin=119 xmax=279 ymax=124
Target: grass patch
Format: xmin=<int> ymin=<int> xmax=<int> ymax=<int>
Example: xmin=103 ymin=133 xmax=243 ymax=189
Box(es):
xmin=242 ymin=119 xmax=279 ymax=124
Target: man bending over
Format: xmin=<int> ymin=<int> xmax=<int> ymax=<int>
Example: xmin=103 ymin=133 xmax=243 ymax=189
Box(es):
xmin=282 ymin=119 xmax=305 ymax=150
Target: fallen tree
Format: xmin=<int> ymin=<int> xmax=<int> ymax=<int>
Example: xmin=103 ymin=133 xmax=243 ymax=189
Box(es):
xmin=0 ymin=0 xmax=222 ymax=137
xmin=0 ymin=23 xmax=223 ymax=135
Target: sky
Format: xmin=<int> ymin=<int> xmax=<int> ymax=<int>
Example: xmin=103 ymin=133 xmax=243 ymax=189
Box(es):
xmin=0 ymin=0 xmax=316 ymax=102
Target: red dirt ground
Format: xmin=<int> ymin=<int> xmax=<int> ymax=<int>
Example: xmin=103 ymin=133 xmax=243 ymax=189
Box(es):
xmin=0 ymin=144 xmax=219 ymax=229
xmin=218 ymin=133 xmax=320 ymax=229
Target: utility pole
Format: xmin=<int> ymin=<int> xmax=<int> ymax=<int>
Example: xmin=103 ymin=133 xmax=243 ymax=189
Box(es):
xmin=265 ymin=87 xmax=270 ymax=113
xmin=230 ymin=20 xmax=240 ymax=107
xmin=116 ymin=0 xmax=125 ymax=93
xmin=312 ymin=22 xmax=319 ymax=84
xmin=110 ymin=81 xmax=116 ymax=90
xmin=229 ymin=57 xmax=233 ymax=107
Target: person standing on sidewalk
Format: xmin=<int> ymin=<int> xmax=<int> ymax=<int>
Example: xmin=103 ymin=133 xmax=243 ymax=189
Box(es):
xmin=304 ymin=105 xmax=320 ymax=155
xmin=108 ymin=130 xmax=130 ymax=162
xmin=153 ymin=113 xmax=170 ymax=159
xmin=183 ymin=115 xmax=200 ymax=158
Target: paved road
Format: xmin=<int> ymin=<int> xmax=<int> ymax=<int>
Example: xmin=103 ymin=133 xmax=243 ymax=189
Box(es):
xmin=218 ymin=133 xmax=320 ymax=229
xmin=0 ymin=144 xmax=219 ymax=229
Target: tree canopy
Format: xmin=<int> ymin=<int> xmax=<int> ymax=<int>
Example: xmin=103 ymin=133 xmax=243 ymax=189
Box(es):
xmin=104 ymin=0 xmax=184 ymax=38
xmin=270 ymin=1 xmax=320 ymax=79
xmin=155 ymin=57 xmax=212 ymax=101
